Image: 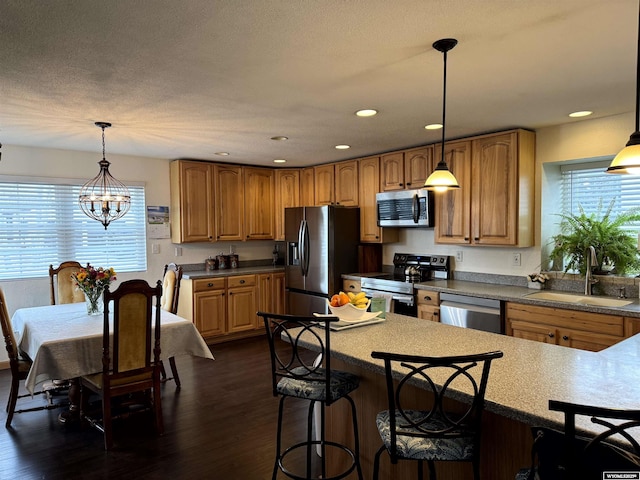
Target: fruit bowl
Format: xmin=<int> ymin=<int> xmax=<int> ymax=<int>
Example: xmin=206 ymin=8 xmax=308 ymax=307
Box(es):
xmin=327 ymin=299 xmax=371 ymax=320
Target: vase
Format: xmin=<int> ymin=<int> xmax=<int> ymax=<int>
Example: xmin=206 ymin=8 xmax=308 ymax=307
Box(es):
xmin=527 ymin=282 xmax=543 ymax=290
xmin=84 ymin=288 xmax=105 ymax=315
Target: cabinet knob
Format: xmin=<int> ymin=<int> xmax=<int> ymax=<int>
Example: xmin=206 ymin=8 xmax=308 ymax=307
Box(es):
xmin=423 ymin=295 xmax=432 ymax=301
xmin=207 ymin=283 xmax=214 ymax=287
xmin=406 ymin=182 xmax=411 ymax=186
xmin=375 ymin=235 xmax=379 ymax=239
xmin=399 ymin=183 xmax=404 ymax=187
xmin=562 ymin=335 xmax=569 ymax=341
xmin=474 ymin=237 xmax=480 ymax=241
xmin=239 ymin=279 xmax=245 ymax=284
xmin=433 ymin=311 xmax=439 ymax=317
xmin=548 ymin=333 xmax=554 ymax=338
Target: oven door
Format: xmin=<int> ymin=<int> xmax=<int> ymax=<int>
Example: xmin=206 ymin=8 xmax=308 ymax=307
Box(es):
xmin=361 ymin=288 xmax=417 ymax=317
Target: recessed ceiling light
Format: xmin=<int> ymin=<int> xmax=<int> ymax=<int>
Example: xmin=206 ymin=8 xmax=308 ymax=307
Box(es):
xmin=271 ymin=136 xmax=289 ymax=141
xmin=569 ymin=111 xmax=593 ymax=118
xmin=335 ymin=144 xmax=351 ymax=150
xmin=425 ymin=123 xmax=443 ymax=130
xmin=355 ymin=109 xmax=378 ymax=117
xmin=215 ymin=152 xmax=230 ymax=156
xmin=273 ymin=159 xmax=286 ymax=164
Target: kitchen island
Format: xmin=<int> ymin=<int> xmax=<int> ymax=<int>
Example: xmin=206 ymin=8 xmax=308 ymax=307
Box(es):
xmin=296 ymin=312 xmax=640 ymax=479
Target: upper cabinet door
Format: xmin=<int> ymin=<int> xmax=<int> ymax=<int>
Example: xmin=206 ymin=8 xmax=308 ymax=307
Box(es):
xmin=404 ymin=146 xmax=433 ymax=189
xmin=471 ymin=132 xmax=518 ymax=245
xmin=244 ymin=167 xmax=275 ymax=240
xmin=170 ymin=160 xmax=214 ymax=243
xmin=275 ymin=169 xmax=300 ymax=241
xmin=214 ymin=164 xmax=244 ymax=241
xmin=300 ymin=167 xmax=315 ymax=206
xmin=380 ymin=152 xmax=405 ymax=191
xmin=334 ymin=160 xmax=358 ymax=206
xmin=434 ymin=140 xmax=472 ymax=244
xmin=314 ymin=164 xmax=335 ymax=205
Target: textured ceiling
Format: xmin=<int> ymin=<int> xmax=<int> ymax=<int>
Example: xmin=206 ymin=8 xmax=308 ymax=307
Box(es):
xmin=0 ymin=0 xmax=637 ymax=167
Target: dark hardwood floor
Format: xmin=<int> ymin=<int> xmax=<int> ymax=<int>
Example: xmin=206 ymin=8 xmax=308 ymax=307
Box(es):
xmin=0 ymin=336 xmax=320 ymax=480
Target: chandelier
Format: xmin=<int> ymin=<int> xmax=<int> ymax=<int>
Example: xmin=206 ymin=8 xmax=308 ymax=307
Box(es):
xmin=78 ymin=122 xmax=131 ymax=229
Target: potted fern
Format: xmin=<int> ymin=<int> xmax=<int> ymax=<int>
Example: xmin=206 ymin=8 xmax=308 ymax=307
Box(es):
xmin=549 ymin=200 xmax=640 ymax=275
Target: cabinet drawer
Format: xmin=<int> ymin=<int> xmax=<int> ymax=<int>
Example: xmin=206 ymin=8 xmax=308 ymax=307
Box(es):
xmin=343 ymin=279 xmax=361 ymax=293
xmin=228 ymin=275 xmax=256 ymax=288
xmin=416 ymin=290 xmax=439 ymax=306
xmin=193 ymin=278 xmax=226 ymax=292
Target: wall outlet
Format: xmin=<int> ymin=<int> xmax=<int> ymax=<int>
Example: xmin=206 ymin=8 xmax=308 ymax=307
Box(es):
xmin=175 ymin=247 xmax=183 ymax=257
xmin=230 ymin=244 xmax=236 ymax=254
xmin=512 ymin=252 xmax=521 ymax=266
xmin=151 ymin=244 xmax=160 ymax=254
xmin=455 ymin=250 xmax=463 ymax=262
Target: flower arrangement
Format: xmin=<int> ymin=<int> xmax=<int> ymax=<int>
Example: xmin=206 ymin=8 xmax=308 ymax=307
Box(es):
xmin=526 ymin=272 xmax=549 ymax=284
xmin=71 ymin=264 xmax=116 ymax=314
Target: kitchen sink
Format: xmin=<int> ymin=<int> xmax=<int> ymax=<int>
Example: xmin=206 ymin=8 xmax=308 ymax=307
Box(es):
xmin=524 ymin=291 xmax=633 ymax=308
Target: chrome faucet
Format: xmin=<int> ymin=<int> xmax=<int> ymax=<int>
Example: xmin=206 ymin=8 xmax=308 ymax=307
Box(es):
xmin=584 ymin=246 xmax=598 ymax=295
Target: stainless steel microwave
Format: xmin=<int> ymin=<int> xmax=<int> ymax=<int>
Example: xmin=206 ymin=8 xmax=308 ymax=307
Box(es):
xmin=376 ymin=189 xmax=434 ymax=227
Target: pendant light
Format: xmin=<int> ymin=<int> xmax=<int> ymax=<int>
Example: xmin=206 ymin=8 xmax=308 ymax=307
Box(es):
xmin=607 ymin=4 xmax=640 ymax=174
xmin=78 ymin=122 xmax=131 ymax=229
xmin=425 ymin=38 xmax=461 ymax=192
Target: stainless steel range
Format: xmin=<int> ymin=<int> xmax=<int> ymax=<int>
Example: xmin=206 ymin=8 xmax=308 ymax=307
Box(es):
xmin=361 ymin=253 xmax=450 ymax=317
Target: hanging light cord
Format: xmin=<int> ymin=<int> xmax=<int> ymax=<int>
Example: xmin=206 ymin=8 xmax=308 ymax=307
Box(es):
xmin=440 ymin=48 xmax=449 ymax=166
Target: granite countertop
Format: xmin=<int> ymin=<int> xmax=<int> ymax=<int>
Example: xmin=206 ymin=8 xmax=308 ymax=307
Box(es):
xmin=183 ymin=265 xmax=284 ymax=279
xmin=343 ymin=273 xmax=640 ymax=318
xmin=297 ymin=313 xmax=640 ymax=436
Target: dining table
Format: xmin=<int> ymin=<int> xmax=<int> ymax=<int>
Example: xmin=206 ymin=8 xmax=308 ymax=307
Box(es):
xmin=11 ymin=302 xmax=215 ymax=420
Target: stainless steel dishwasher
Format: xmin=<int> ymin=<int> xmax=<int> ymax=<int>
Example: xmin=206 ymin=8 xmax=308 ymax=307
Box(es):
xmin=439 ymin=293 xmax=503 ymax=334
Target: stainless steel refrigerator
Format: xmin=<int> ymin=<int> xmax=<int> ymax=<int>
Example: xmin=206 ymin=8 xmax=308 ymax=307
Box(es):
xmin=285 ymin=206 xmax=360 ymax=316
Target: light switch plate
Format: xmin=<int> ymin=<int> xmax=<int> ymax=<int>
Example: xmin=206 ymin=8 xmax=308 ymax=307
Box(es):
xmin=151 ymin=244 xmax=160 ymax=254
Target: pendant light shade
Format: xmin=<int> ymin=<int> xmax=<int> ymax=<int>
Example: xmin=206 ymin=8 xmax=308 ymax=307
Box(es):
xmin=79 ymin=122 xmax=131 ymax=230
xmin=607 ymin=4 xmax=640 ymax=175
xmin=425 ymin=38 xmax=460 ymax=192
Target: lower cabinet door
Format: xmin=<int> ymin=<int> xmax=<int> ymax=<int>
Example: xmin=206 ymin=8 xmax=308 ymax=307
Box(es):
xmin=195 ymin=290 xmax=226 ymax=337
xmin=228 ymin=286 xmax=258 ymax=333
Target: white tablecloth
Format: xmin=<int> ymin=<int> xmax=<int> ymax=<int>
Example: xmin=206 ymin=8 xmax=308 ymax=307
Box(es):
xmin=11 ymin=303 xmax=214 ymax=393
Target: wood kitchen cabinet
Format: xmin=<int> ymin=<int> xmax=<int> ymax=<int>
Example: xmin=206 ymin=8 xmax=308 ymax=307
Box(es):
xmin=380 ymin=147 xmax=433 ymax=191
xmin=417 ymin=289 xmax=440 ymax=322
xmin=178 ymin=278 xmax=227 ymax=338
xmin=274 ymin=169 xmax=300 ymax=241
xmin=170 ymin=160 xmax=215 ymax=243
xmin=258 ymin=271 xmax=285 ymax=315
xmin=214 ymin=164 xmax=244 ymax=241
xmin=505 ymin=302 xmax=626 ymax=351
xmin=244 ymin=167 xmax=275 ymax=240
xmin=314 ymin=160 xmax=359 ymax=206
xmin=227 ymin=275 xmax=258 ymax=333
xmin=300 ymin=167 xmax=315 ymax=206
xmin=314 ymin=164 xmax=335 ymax=206
xmin=358 ymin=156 xmax=398 ymax=243
xmin=435 ymin=129 xmax=535 ymax=247
xmin=334 ymin=160 xmax=358 ymax=206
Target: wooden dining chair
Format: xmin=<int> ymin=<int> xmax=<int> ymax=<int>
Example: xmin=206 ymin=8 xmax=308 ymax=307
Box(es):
xmin=79 ymin=279 xmax=164 ymax=450
xmin=0 ymin=287 xmax=66 ymax=427
xmin=49 ymin=261 xmax=85 ymax=305
xmin=159 ymin=263 xmax=183 ymax=388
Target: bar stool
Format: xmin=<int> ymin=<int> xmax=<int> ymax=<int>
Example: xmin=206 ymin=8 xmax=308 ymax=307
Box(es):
xmin=259 ymin=311 xmax=363 ymax=480
xmin=371 ymin=350 xmax=503 ymax=480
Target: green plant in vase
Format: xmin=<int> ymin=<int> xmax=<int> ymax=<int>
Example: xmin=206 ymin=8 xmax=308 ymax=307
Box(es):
xmin=549 ymin=200 xmax=640 ymax=276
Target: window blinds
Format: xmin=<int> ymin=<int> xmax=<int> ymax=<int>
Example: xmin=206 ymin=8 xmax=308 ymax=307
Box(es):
xmin=0 ymin=180 xmax=147 ymax=280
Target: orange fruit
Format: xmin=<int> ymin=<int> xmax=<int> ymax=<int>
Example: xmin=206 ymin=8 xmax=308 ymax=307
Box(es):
xmin=338 ymin=292 xmax=350 ymax=306
xmin=330 ymin=294 xmax=340 ymax=307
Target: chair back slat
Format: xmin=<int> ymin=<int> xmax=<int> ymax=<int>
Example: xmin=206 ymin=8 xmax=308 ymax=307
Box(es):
xmin=103 ymin=279 xmax=162 ymax=376
xmin=49 ymin=261 xmax=84 ymax=305
xmin=0 ymin=288 xmax=18 ymax=361
xmin=160 ymin=263 xmax=183 ymax=314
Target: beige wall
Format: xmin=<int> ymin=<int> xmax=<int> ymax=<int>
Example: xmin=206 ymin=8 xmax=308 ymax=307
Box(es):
xmin=383 ymin=111 xmax=636 ymax=275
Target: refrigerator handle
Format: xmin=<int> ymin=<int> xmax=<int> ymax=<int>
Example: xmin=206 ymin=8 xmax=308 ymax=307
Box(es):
xmin=298 ymin=219 xmax=307 ymax=277
xmin=412 ymin=193 xmax=420 ymax=224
